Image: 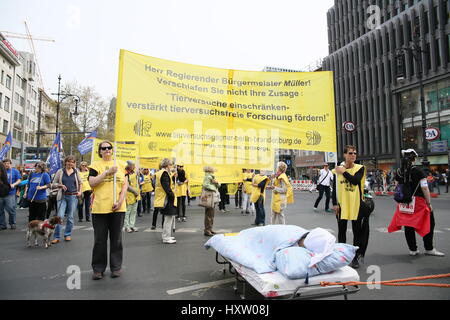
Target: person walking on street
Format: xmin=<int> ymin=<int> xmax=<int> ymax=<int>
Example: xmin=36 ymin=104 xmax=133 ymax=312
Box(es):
xmin=332 ymin=146 xmax=369 ymax=269
xmin=268 ymin=162 xmax=294 ymax=225
xmin=176 ymin=164 xmax=189 ymax=222
xmin=25 ymin=162 xmax=51 ymax=222
xmin=241 ymin=169 xmax=255 ymax=215
xmin=0 ymin=161 xmax=12 ymax=230
xmin=124 ymin=161 xmax=140 ymax=233
xmin=1 ymin=159 xmax=21 ymax=230
xmin=52 ymin=156 xmax=82 ymax=244
xmin=140 ymin=168 xmax=153 ymax=214
xmin=445 ymin=169 xmax=449 ymax=193
xmin=202 ymin=166 xmax=220 ymax=236
xmin=88 ymin=141 xmax=128 ymax=280
xmin=388 ymin=149 xmax=445 ymax=257
xmin=250 ymin=170 xmax=269 ymax=226
xmin=154 ymin=158 xmax=178 ymax=244
xmin=313 ymin=163 xmax=333 ymax=213
xmin=78 ymin=161 xmax=92 ymax=222
xmin=218 ymin=183 xmax=229 ymax=213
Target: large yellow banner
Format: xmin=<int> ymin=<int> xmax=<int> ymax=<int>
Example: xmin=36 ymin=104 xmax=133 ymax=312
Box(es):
xmin=115 ymin=50 xmax=336 ymax=166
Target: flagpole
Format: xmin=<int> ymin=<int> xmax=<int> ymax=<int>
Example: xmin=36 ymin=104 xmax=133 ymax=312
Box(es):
xmin=113 ymin=141 xmax=117 ymax=204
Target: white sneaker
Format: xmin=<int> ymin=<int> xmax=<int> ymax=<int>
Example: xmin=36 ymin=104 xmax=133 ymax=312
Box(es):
xmin=409 ymin=250 xmax=420 ymax=256
xmin=425 ymin=249 xmax=445 ymax=257
xmin=163 ymin=239 xmax=176 ymax=244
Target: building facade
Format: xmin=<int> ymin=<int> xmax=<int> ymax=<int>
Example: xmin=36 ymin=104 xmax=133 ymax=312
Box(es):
xmin=323 ymin=0 xmax=450 ymax=171
xmin=0 ymin=32 xmax=56 ymax=165
xmin=0 ymin=34 xmax=20 ymax=147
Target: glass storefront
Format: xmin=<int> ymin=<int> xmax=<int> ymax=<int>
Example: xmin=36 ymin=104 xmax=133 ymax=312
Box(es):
xmin=400 ymin=78 xmax=450 ymax=156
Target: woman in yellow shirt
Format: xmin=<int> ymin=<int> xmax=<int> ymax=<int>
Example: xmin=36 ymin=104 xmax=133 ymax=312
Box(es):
xmin=332 ymin=145 xmax=367 ymax=269
xmin=88 ymin=141 xmax=128 ymax=280
xmin=78 ymin=161 xmax=92 ymax=222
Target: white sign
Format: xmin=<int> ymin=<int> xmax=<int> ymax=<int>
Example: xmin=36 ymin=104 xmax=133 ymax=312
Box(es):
xmin=342 ymin=121 xmax=356 ymax=133
xmin=425 ymin=127 xmax=440 ymax=142
xmin=325 ymin=152 xmax=337 ymax=163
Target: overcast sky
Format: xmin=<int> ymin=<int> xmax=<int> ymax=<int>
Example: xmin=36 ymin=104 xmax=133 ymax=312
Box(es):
xmin=0 ymin=0 xmax=335 ymax=99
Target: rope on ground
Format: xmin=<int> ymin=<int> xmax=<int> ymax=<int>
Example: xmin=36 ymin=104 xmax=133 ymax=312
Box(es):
xmin=320 ymin=273 xmax=450 ymax=288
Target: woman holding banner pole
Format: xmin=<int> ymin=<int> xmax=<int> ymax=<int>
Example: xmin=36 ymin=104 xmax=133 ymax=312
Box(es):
xmin=88 ymin=141 xmax=128 ymax=280
xmin=154 ymin=158 xmax=177 ymax=244
xmin=268 ymin=162 xmax=294 ymax=225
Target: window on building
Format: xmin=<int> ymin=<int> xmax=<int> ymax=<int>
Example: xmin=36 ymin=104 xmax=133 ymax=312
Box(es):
xmin=20 ymin=96 xmax=25 ymax=107
xmin=3 ymin=120 xmax=8 ymax=135
xmin=438 ymin=79 xmax=450 ymax=111
xmin=0 ymin=92 xmax=2 ymax=109
xmin=24 ymin=133 xmax=28 ymax=144
xmin=424 ymin=82 xmax=439 ymax=113
xmin=425 ymin=42 xmax=431 ymax=71
xmin=424 ymin=12 xmax=429 ymax=34
xmin=4 ymin=96 xmax=10 ymax=112
xmin=435 ymin=39 xmax=441 ymax=67
xmin=16 ymin=75 xmax=21 ymax=88
xmin=5 ymin=75 xmax=11 ymax=89
xmin=0 ymin=70 xmax=4 ymax=85
xmin=434 ymin=6 xmax=439 ymax=29
xmin=12 ymin=128 xmax=17 ymax=139
xmin=17 ymin=130 xmax=22 ymax=141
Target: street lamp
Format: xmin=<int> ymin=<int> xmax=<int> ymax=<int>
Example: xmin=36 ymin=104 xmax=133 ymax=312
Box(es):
xmin=395 ymin=23 xmax=430 ymax=169
xmin=51 ymin=75 xmax=81 ymax=133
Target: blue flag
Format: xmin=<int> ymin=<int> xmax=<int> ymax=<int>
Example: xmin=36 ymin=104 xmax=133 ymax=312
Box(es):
xmin=77 ymin=130 xmax=97 ymax=155
xmin=48 ymin=133 xmax=62 ymax=175
xmin=0 ymin=132 xmax=12 ymax=160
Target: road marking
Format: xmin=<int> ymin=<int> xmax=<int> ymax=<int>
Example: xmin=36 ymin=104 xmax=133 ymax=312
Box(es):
xmin=175 ymin=228 xmax=200 ymax=233
xmin=167 ymin=278 xmax=235 ymax=295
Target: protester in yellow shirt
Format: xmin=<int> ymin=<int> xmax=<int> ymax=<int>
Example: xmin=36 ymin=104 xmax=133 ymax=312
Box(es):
xmin=268 ymin=162 xmax=294 ymax=225
xmin=88 ymin=141 xmax=128 ymax=280
xmin=124 ymin=160 xmax=140 ymax=233
xmin=241 ymin=169 xmax=255 ymax=215
xmin=140 ymin=168 xmax=153 ymax=214
xmin=176 ymin=164 xmax=189 ymax=222
xmin=250 ymin=170 xmax=270 ymax=226
xmin=78 ymin=161 xmax=92 ymax=222
xmin=332 ymin=145 xmax=367 ymax=269
xmin=154 ymin=159 xmax=178 ymax=244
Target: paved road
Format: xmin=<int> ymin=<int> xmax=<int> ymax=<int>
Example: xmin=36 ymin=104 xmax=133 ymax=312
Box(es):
xmin=1 ymin=191 xmax=449 ymax=300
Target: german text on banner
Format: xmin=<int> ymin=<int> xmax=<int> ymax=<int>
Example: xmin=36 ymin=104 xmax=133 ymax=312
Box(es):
xmin=115 ymin=50 xmax=337 ymax=165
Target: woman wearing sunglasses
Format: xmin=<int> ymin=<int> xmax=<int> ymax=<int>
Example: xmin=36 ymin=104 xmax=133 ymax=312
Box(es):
xmin=88 ymin=141 xmax=128 ymax=280
xmin=332 ymin=145 xmax=368 ymax=269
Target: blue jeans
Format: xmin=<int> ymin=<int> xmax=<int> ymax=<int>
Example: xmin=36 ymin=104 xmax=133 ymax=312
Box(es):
xmin=54 ymin=195 xmax=78 ymax=239
xmin=0 ymin=195 xmax=16 ymax=228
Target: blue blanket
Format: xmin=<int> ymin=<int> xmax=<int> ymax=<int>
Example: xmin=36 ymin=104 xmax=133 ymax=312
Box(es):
xmin=204 ymin=225 xmax=308 ymax=274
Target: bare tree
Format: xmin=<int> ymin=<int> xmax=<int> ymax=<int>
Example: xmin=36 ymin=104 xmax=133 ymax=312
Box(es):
xmin=59 ymin=82 xmax=110 ymax=156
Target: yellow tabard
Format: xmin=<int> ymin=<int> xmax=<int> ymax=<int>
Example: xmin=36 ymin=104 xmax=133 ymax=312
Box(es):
xmin=154 ymin=169 xmax=177 ymax=208
xmin=333 ymin=164 xmax=366 ymax=221
xmin=126 ymin=172 xmax=141 ymax=205
xmin=89 ymin=160 xmax=127 ymax=214
xmin=79 ymin=171 xmax=92 ymax=192
xmin=141 ymin=174 xmax=154 ymax=193
xmin=271 ymin=173 xmax=294 ymax=214
xmin=242 ymin=172 xmax=254 ymax=194
xmin=175 ymin=180 xmax=188 ymax=197
xmin=250 ymin=174 xmax=269 ymax=203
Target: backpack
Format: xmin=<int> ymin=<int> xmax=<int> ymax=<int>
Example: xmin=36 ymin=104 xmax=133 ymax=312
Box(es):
xmin=394 ymin=166 xmax=415 ymax=204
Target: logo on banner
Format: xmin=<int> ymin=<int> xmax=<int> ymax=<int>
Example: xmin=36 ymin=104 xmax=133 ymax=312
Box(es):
xmin=306 ymin=131 xmax=321 ymax=146
xmin=134 ymin=120 xmax=152 ymax=137
xmin=343 ymin=121 xmax=356 ymax=133
xmin=425 ymin=127 xmax=440 ymax=142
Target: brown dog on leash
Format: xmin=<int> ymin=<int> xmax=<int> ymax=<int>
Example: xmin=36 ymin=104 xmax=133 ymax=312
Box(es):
xmin=26 ymin=216 xmax=63 ymax=249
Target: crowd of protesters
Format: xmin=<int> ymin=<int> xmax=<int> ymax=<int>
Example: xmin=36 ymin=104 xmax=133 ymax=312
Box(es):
xmin=0 ymin=141 xmax=447 ymax=281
